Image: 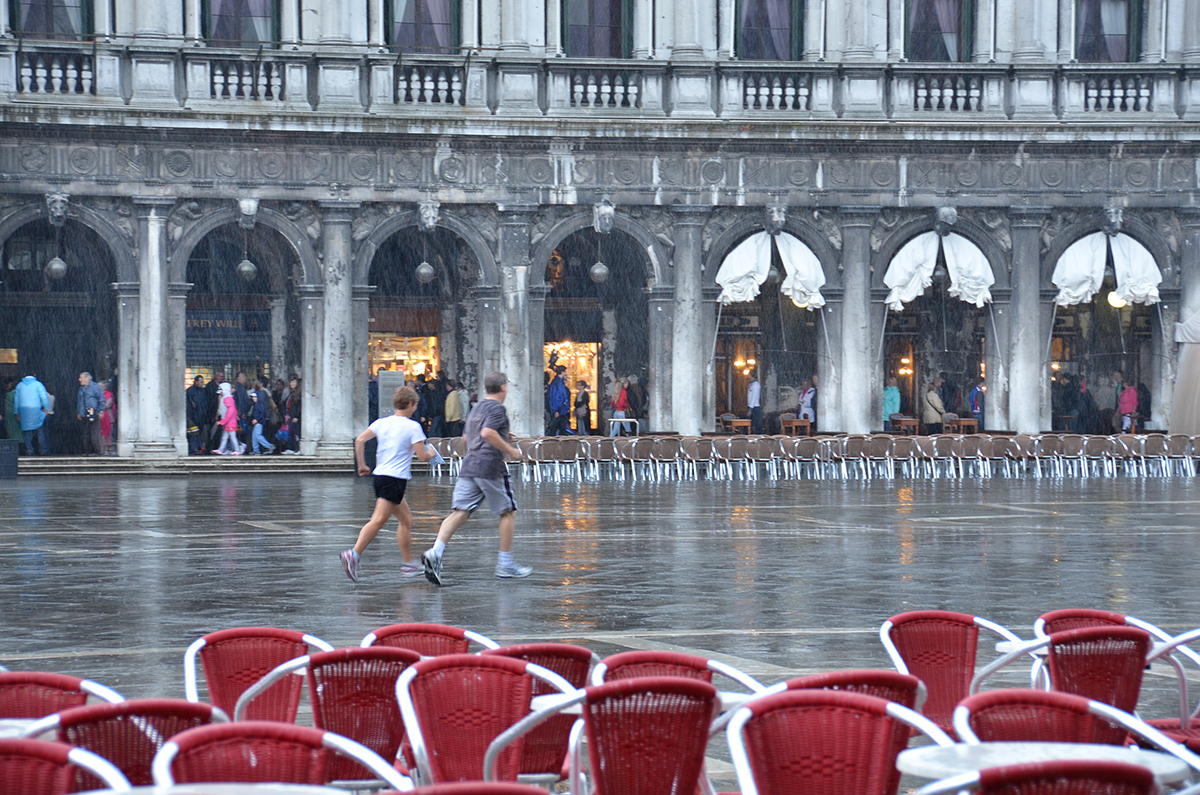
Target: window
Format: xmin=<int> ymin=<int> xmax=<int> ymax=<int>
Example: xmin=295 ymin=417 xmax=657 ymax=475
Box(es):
xmin=564 ymin=0 xmax=630 ymax=58
xmin=737 ymin=0 xmax=802 ymax=61
xmin=204 ymin=0 xmax=277 ymax=47
xmin=1076 ymin=0 xmax=1141 ymax=62
xmin=906 ymin=0 xmax=973 ymax=62
xmin=10 ymin=0 xmax=91 ymax=40
xmin=389 ymin=0 xmax=457 ymax=53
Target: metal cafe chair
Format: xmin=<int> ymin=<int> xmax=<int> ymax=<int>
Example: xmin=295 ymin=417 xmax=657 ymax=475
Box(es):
xmin=726 ymin=689 xmax=953 ymax=795
xmin=361 ymin=623 xmax=500 ymax=655
xmin=1 ymin=737 xmax=132 ymax=794
xmin=398 ymin=784 xmax=551 ymax=795
xmin=591 ymin=649 xmax=766 ymax=694
xmin=915 ymin=760 xmax=1157 ymax=795
xmin=152 ymin=721 xmax=411 ymax=789
xmin=485 ymin=677 xmax=719 ymax=795
xmin=880 ymin=610 xmax=1025 ymax=735
xmin=183 ymin=626 xmax=334 ymax=722
xmin=233 ymin=646 xmax=421 ymax=786
xmin=396 ymin=653 xmax=574 ymax=787
xmin=18 ymin=698 xmax=227 ymax=787
xmin=0 ymin=671 xmax=125 ymax=719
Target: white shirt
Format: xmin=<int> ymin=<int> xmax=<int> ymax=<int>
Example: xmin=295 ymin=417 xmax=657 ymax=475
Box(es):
xmin=747 ymin=379 xmax=761 ymax=408
xmin=370 ymin=414 xmax=426 ymax=479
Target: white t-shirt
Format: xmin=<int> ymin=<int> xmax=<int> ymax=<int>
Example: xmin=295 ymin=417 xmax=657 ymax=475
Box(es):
xmin=370 ymin=414 xmax=426 ymax=479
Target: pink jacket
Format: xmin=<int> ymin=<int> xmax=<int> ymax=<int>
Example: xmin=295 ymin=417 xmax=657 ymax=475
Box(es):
xmin=1118 ymin=386 xmax=1138 ymax=415
xmin=219 ymin=396 xmax=239 ymax=431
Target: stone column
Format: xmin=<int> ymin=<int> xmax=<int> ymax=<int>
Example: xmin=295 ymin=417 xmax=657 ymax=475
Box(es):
xmin=501 ymin=0 xmax=543 ymax=51
xmin=497 ymin=207 xmax=535 ymax=437
xmin=352 ymin=284 xmax=372 ymax=434
xmin=1186 ymin=0 xmax=1200 ymax=62
xmin=528 ymin=284 xmax=550 ymax=436
xmin=167 ymin=282 xmax=190 ymax=455
xmin=472 ymin=286 xmax=503 ymax=397
xmin=671 ymin=207 xmax=707 ymax=437
xmin=297 ymin=284 xmax=325 ymax=455
xmin=985 ymin=293 xmax=1012 ymax=432
xmin=1008 ymin=206 xmax=1051 ymax=433
xmin=702 ymin=286 xmax=720 ymax=432
xmin=1179 ymin=210 xmax=1200 ymax=324
xmin=113 ymin=283 xmax=140 ymax=458
xmin=132 ymin=0 xmax=181 ymax=38
xmin=816 ymin=300 xmax=843 ymax=432
xmin=840 ymin=206 xmax=879 ymax=434
xmin=601 ymin=309 xmax=617 ymax=428
xmin=270 ymin=297 xmax=288 ymax=387
xmin=671 ymin=0 xmax=704 ymax=58
xmin=842 ymin=0 xmax=872 ymax=60
xmin=439 ymin=304 xmax=458 ymax=383
xmin=315 ymin=202 xmax=358 ymax=458
xmin=131 ymin=197 xmax=177 ymax=458
xmin=647 ymin=286 xmax=674 ymax=432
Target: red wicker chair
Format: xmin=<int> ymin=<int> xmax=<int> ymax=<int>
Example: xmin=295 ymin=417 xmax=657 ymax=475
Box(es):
xmin=360 ymin=623 xmax=499 ymax=655
xmin=782 ymin=669 xmax=925 ymax=712
xmin=17 ymin=698 xmax=225 ymax=786
xmin=400 ymin=784 xmax=552 ymax=795
xmin=0 ymin=737 xmax=131 ymax=794
xmin=1045 ymin=626 xmax=1152 ymax=714
xmin=915 ymin=760 xmax=1157 ymax=795
xmin=183 ymin=627 xmax=333 ymax=722
xmin=591 ymin=649 xmax=765 ymax=693
xmin=0 ymin=672 xmax=124 ymax=718
xmin=955 ymin=688 xmax=1132 ymax=746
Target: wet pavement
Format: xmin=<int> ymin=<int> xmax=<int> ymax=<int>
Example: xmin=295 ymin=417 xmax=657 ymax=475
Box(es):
xmin=2 ymin=473 xmax=1198 ymax=783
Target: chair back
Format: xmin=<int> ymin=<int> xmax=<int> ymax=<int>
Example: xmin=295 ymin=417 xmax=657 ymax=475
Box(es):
xmin=596 ymin=650 xmax=712 ymax=684
xmin=784 ymin=669 xmax=923 ymax=712
xmin=580 ymin=677 xmax=716 ymax=795
xmin=0 ymin=737 xmax=131 ymax=795
xmin=0 ymin=673 xmax=116 ymax=719
xmin=956 ymin=689 xmax=1131 ymax=746
xmin=1037 ymin=608 xmax=1126 ymax=636
xmin=482 ymin=644 xmax=595 ymax=778
xmin=406 ymin=784 xmax=557 ymax=795
xmin=307 ymin=646 xmax=422 ymax=782
xmin=44 ymin=698 xmax=222 ymax=786
xmin=729 ymin=689 xmax=912 ymax=795
xmin=401 ymin=654 xmax=539 ymax=784
xmin=160 ymin=722 xmax=338 ymax=785
xmin=1046 ymin=626 xmax=1152 ymax=714
xmin=361 ymin=623 xmax=494 ymax=656
xmin=882 ymin=610 xmax=979 ymax=733
xmin=192 ymin=627 xmax=313 ymax=721
xmin=974 ymin=760 xmax=1155 ymax=795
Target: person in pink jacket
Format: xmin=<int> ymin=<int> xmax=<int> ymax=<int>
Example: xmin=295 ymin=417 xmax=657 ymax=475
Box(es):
xmin=1118 ymin=379 xmax=1139 ymax=432
xmin=216 ymin=382 xmax=244 ymax=455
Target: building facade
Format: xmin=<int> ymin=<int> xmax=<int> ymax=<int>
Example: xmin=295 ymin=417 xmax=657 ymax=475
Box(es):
xmin=2 ymin=0 xmax=1199 ymax=456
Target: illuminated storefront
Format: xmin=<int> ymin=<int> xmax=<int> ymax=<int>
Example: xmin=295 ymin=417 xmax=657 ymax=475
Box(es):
xmin=544 ymin=341 xmax=599 ymax=433
xmin=371 ymin=334 xmax=440 ymax=381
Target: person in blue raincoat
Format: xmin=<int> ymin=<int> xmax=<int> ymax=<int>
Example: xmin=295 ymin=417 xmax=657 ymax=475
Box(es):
xmin=14 ymin=373 xmax=51 ymax=455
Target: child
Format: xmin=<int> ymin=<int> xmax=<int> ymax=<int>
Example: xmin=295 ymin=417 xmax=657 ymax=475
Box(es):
xmin=341 ymin=385 xmax=435 ymax=582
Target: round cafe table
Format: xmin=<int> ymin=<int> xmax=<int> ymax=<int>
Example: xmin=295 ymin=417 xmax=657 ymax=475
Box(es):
xmin=78 ymin=785 xmax=351 ymax=795
xmin=898 ymin=742 xmax=1191 ymax=786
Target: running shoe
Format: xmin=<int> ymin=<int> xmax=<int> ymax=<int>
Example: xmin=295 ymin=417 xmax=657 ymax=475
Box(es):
xmin=495 ymin=560 xmax=533 ymax=579
xmin=340 ymin=549 xmax=359 ymax=582
xmin=399 ymin=559 xmax=424 ymax=579
xmin=422 ymin=549 xmax=443 ymax=586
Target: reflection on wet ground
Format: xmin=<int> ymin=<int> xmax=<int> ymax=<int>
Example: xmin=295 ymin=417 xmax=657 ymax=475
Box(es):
xmin=1 ymin=474 xmax=1197 ymax=782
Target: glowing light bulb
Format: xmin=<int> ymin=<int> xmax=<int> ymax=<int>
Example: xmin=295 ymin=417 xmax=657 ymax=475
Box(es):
xmin=1107 ymin=291 xmax=1127 ymax=309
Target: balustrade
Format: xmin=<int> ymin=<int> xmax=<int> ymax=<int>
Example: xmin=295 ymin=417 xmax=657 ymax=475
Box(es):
xmin=15 ymin=48 xmax=94 ymax=95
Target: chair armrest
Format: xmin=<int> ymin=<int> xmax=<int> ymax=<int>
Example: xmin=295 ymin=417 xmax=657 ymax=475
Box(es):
xmin=233 ymin=654 xmax=311 ymax=721
xmin=483 ymin=689 xmax=588 ymax=782
xmin=708 ymin=660 xmax=767 ymax=693
xmin=80 ymin=679 xmax=125 ymax=704
xmin=886 ymin=702 xmax=955 ymax=746
xmin=69 ymin=746 xmax=132 ymax=791
xmin=302 ymin=633 xmax=335 ymax=652
xmin=465 ymin=630 xmax=500 ymax=649
xmin=1087 ymin=700 xmax=1200 ymax=772
xmin=183 ymin=637 xmax=206 ymax=702
xmin=968 ymin=638 xmax=1049 ymax=695
xmin=323 ymin=729 xmax=414 ymax=791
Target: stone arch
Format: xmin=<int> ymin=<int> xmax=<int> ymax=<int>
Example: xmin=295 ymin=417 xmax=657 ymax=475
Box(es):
xmin=352 ymin=208 xmax=498 ymax=287
xmin=529 ymin=211 xmax=668 ymax=288
xmin=0 ymin=201 xmax=136 ymax=282
xmin=872 ymin=216 xmax=1009 ymax=291
xmin=1041 ymin=213 xmax=1175 ymax=290
xmin=168 ymin=205 xmax=320 ymax=286
xmin=703 ymin=216 xmax=839 ymax=286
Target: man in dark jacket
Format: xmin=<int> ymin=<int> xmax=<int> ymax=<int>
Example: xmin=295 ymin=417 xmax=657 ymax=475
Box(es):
xmin=205 ymin=370 xmax=224 ymax=450
xmin=186 ymin=375 xmax=208 ymax=455
xmin=76 ymin=372 xmax=106 ymax=456
xmin=547 ymin=366 xmax=570 ymax=435
xmin=233 ymin=372 xmax=252 ymax=445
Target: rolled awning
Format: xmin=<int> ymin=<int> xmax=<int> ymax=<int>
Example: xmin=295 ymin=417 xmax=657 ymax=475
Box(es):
xmin=1052 ymin=232 xmax=1161 ymax=307
xmin=715 ymin=231 xmax=826 ymax=307
xmin=775 ymin=231 xmax=826 ymax=309
xmin=883 ymin=231 xmax=994 ymax=311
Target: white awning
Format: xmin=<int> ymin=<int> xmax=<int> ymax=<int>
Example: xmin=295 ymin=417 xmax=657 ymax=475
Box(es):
xmin=715 ymin=231 xmax=825 ymax=308
xmin=1052 ymin=232 xmax=1161 ymax=307
xmin=883 ymin=231 xmax=993 ymax=312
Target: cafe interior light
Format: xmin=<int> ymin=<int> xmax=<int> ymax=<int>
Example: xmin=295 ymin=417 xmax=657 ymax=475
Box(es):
xmin=734 ymin=359 xmax=745 ymax=368
xmin=1107 ymin=291 xmax=1128 ymax=309
xmin=1051 ymin=362 xmax=1060 ymax=370
xmin=791 ymin=298 xmax=809 ymax=309
xmin=901 ymin=357 xmax=911 ymax=364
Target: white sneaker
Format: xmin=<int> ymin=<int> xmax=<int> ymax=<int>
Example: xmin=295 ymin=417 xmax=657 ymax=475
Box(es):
xmin=495 ymin=560 xmax=532 ymax=579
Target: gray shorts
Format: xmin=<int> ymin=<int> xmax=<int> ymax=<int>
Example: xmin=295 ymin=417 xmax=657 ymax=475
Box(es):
xmin=453 ymin=475 xmax=518 ymax=516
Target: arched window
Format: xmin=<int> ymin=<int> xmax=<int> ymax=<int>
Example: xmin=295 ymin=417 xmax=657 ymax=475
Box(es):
xmin=388 ymin=0 xmax=457 ymax=53
xmin=11 ymin=0 xmax=91 ymax=40
xmin=1076 ymin=0 xmax=1141 ymax=62
xmin=737 ymin=0 xmax=802 ymax=60
xmin=204 ymin=0 xmax=278 ymax=47
xmin=563 ymin=0 xmax=631 ymax=58
xmin=906 ymin=0 xmax=973 ymax=62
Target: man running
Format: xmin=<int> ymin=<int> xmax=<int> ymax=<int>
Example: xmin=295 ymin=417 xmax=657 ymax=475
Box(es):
xmin=422 ymin=371 xmax=530 ymax=585
xmin=341 ymin=385 xmax=434 ymax=583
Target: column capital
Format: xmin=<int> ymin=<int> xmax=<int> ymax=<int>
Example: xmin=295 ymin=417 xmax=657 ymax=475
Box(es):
xmin=319 ymin=201 xmax=361 ymax=222
xmin=497 ymin=204 xmax=539 ymax=219
xmin=1178 ymin=207 xmax=1200 ymax=228
xmin=1008 ymin=205 xmax=1053 ymax=227
xmin=352 ymin=285 xmax=375 ymax=300
xmin=297 ymin=284 xmax=325 ymax=299
xmin=528 ymin=285 xmax=551 ymax=300
xmin=702 ymin=286 xmax=722 ymax=302
xmin=111 ymin=281 xmax=140 ymax=298
xmin=471 ymin=285 xmax=502 ymax=301
xmin=646 ymin=286 xmax=675 ymax=302
xmin=167 ymin=282 xmax=193 ymax=299
xmin=671 ymin=205 xmax=710 ymax=226
xmin=840 ymin=206 xmax=882 ymax=227
xmin=132 ymin=196 xmax=175 ymax=219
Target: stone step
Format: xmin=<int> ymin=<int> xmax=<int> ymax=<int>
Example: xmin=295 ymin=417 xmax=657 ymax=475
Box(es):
xmin=12 ymin=455 xmax=384 ymax=477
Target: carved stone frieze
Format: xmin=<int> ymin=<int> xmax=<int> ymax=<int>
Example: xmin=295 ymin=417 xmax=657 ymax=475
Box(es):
xmin=1146 ymin=211 xmax=1182 ymax=257
xmin=701 ymin=207 xmax=742 ymax=255
xmin=457 ymin=205 xmax=498 ymax=247
xmin=167 ymin=199 xmax=208 ymax=247
xmin=529 ymin=206 xmax=569 ymax=250
xmin=81 ymin=196 xmax=136 ymax=252
xmin=870 ymin=209 xmax=913 ymax=252
xmin=627 ymin=207 xmax=675 ymax=253
xmin=811 ymin=209 xmax=842 ymax=252
xmin=282 ymin=202 xmax=322 ymax=244
xmin=966 ymin=209 xmax=1012 ymax=253
xmin=1039 ymin=210 xmax=1088 ymax=256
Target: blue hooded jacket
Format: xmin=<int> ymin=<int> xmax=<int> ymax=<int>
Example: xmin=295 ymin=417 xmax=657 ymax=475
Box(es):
xmin=14 ymin=375 xmax=50 ymax=431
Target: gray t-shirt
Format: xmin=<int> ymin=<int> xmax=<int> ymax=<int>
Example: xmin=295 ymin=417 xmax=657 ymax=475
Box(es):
xmin=457 ymin=397 xmax=510 ymax=480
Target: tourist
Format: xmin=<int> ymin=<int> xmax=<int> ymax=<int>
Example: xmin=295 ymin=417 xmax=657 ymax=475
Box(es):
xmin=1110 ymin=370 xmax=1125 ymax=431
xmin=608 ymin=377 xmax=630 ymax=436
xmin=922 ymin=379 xmax=945 ymax=434
xmin=967 ymin=380 xmax=985 ymax=430
xmin=443 ymin=379 xmax=463 ymax=438
xmin=233 ymin=372 xmax=251 ymax=446
xmin=1119 ymin=379 xmax=1139 ymax=431
xmin=1137 ymin=382 xmax=1153 ymax=427
xmin=341 ymin=385 xmax=435 ymax=583
xmin=798 ymin=375 xmax=817 ymax=428
xmin=1076 ymin=379 xmax=1101 ymax=434
xmin=3 ymin=378 xmax=18 ymax=443
xmin=215 ymin=382 xmax=242 ymax=455
xmin=204 ymin=370 xmax=225 ymax=451
xmin=421 ymin=371 xmax=530 ymax=585
xmin=186 ymin=375 xmax=207 ymax=455
xmin=101 ymin=380 xmax=115 ymax=455
xmin=42 ymin=385 xmax=55 ymax=454
xmin=547 ymin=365 xmax=570 ymax=436
xmin=627 ymin=375 xmax=646 ymax=422
xmin=14 ymin=372 xmax=50 ymax=455
xmin=574 ymin=380 xmax=591 ymax=434
xmin=282 ymin=375 xmax=302 ymax=454
xmin=747 ymin=374 xmax=761 ymax=434
xmin=248 ymin=390 xmax=274 ymax=455
xmin=882 ymin=376 xmax=900 ymax=431
xmin=937 ymin=371 xmax=959 ymax=415
xmin=76 ymin=372 xmax=105 ymax=456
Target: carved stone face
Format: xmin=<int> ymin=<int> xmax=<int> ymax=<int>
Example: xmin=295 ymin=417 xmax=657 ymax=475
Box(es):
xmin=46 ymin=192 xmax=69 ymax=227
xmin=418 ymin=200 xmax=440 ymax=231
xmin=765 ymin=205 xmax=786 ymax=235
xmin=593 ymin=201 xmax=615 ymax=234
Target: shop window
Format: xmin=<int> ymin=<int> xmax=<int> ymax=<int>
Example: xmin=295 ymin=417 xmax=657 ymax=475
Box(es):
xmin=1076 ymin=0 xmax=1140 ymax=62
xmin=906 ymin=0 xmax=973 ymax=61
xmin=371 ymin=334 xmax=439 ymax=383
xmin=563 ymin=0 xmax=631 ymax=58
xmin=388 ymin=0 xmax=457 ymax=53
xmin=737 ymin=0 xmax=802 ymax=61
xmin=10 ymin=0 xmax=90 ymax=40
xmin=204 ymin=0 xmax=278 ymax=47
xmin=545 ymin=341 xmax=599 ymax=432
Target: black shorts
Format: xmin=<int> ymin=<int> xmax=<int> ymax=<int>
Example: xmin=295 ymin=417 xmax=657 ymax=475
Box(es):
xmin=373 ymin=475 xmax=409 ymax=505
